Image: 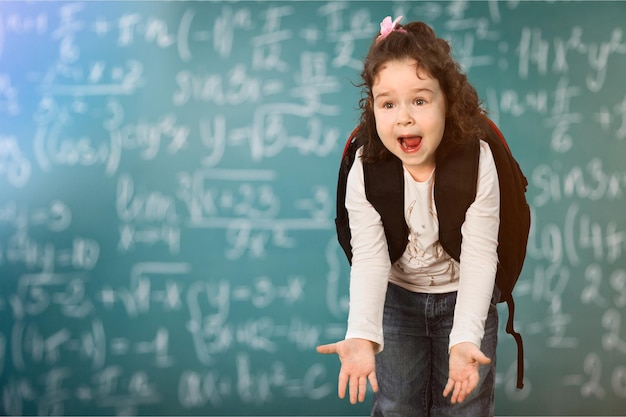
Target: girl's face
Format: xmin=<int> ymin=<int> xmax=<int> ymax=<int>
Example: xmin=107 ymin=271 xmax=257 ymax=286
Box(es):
xmin=372 ymin=58 xmax=446 ymax=181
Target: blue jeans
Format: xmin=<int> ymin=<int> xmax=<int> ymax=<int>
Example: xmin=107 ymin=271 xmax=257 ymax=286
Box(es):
xmin=371 ymin=283 xmax=499 ymax=417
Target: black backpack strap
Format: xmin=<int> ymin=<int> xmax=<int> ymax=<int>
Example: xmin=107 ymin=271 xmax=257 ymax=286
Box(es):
xmin=335 ymin=128 xmax=365 ymax=264
xmin=433 ymin=139 xmax=480 ymax=262
xmin=506 ymin=297 xmax=525 ymax=389
xmin=336 ymin=126 xmax=409 ymax=265
xmin=363 ymin=156 xmax=407 ymax=264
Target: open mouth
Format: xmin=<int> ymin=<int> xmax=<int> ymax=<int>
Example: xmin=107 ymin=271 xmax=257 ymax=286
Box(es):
xmin=399 ymin=136 xmax=422 ymax=151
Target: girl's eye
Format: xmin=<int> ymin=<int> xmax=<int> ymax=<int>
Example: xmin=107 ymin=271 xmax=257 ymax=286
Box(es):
xmin=414 ymin=98 xmax=426 ymax=105
xmin=383 ymin=102 xmax=394 ymax=109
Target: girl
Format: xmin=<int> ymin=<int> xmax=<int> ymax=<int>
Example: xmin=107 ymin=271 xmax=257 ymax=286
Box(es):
xmin=317 ymin=17 xmax=500 ymax=417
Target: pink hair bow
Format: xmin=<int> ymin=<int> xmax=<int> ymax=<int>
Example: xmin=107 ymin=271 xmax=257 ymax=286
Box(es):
xmin=376 ymin=15 xmax=406 ymax=42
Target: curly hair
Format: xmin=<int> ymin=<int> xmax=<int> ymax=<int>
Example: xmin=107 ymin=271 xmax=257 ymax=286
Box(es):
xmin=357 ymin=21 xmax=487 ymax=163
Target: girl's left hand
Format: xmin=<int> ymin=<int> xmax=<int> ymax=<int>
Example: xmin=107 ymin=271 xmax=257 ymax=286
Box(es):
xmin=443 ymin=341 xmax=491 ymax=403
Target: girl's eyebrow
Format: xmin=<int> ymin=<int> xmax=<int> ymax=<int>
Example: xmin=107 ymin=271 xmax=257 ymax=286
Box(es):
xmin=374 ymin=87 xmax=433 ymax=100
xmin=410 ymin=87 xmax=435 ymax=94
xmin=373 ymin=90 xmax=392 ymax=100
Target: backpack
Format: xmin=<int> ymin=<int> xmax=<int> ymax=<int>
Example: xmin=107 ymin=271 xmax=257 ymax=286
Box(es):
xmin=334 ymin=116 xmax=530 ymax=389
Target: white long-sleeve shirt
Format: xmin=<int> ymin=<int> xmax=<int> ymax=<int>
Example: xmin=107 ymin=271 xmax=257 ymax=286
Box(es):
xmin=344 ymin=140 xmax=500 ymax=351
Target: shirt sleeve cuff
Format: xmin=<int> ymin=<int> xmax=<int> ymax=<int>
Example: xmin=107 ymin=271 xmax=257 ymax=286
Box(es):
xmin=448 ymin=331 xmax=482 ymax=352
xmin=345 ymin=329 xmax=384 ymax=353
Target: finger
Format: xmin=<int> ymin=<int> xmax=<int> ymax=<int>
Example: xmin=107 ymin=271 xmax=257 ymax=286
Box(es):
xmin=451 ymin=382 xmax=461 ymax=404
xmin=358 ymin=376 xmax=367 ymax=403
xmin=349 ymin=375 xmax=358 ymax=404
xmin=316 ymin=343 xmax=337 ymax=355
xmin=474 ymin=351 xmax=492 ymax=365
xmin=455 ymin=381 xmax=468 ymax=403
xmin=452 ymin=379 xmax=468 ymax=404
xmin=478 ymin=355 xmax=492 ymax=365
xmin=337 ymin=370 xmax=348 ymax=399
xmin=368 ymin=371 xmax=379 ymax=393
xmin=443 ymin=378 xmax=454 ymax=398
xmin=464 ymin=373 xmax=481 ymax=400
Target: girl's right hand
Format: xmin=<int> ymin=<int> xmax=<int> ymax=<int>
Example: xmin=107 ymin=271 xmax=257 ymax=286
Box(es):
xmin=316 ymin=338 xmax=379 ymax=404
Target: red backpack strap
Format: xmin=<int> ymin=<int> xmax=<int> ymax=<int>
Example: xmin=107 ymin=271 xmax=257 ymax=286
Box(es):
xmin=483 ymin=116 xmax=511 ymax=154
xmin=342 ymin=126 xmax=361 ymax=159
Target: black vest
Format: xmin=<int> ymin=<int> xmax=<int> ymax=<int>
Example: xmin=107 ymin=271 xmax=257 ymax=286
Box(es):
xmin=362 ymin=138 xmax=480 ymax=264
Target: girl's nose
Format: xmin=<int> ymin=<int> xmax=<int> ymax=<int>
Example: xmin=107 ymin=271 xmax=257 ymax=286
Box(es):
xmin=397 ymin=104 xmax=414 ymax=126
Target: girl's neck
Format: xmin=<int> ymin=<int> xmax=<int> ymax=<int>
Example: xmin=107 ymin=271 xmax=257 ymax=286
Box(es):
xmin=405 ymin=163 xmax=435 ymax=183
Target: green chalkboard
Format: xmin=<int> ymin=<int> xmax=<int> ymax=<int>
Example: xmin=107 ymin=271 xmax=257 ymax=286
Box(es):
xmin=1 ymin=1 xmax=625 ymax=415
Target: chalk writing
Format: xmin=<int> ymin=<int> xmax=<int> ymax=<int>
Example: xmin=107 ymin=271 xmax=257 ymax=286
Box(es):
xmin=526 ymin=203 xmax=626 ymax=267
xmin=531 ymin=158 xmax=626 ymax=207
xmin=0 ymin=136 xmax=31 ymax=187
